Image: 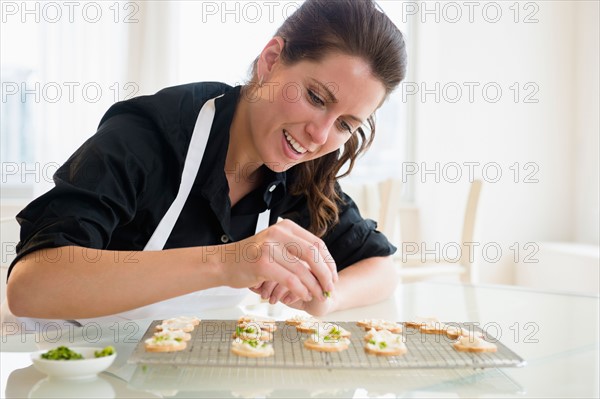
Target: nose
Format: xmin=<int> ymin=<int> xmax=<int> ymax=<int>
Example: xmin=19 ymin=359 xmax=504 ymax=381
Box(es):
xmin=305 ymin=115 xmax=335 ymax=146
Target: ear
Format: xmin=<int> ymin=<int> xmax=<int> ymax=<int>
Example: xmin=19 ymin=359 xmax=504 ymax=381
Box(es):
xmin=257 ymin=36 xmax=285 ymax=80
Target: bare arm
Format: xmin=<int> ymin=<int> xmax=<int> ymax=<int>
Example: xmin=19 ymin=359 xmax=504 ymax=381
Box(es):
xmin=326 ymin=256 xmax=398 ymax=313
xmin=7 ymin=220 xmax=336 ymax=319
xmin=7 ymin=245 xmax=225 ymax=319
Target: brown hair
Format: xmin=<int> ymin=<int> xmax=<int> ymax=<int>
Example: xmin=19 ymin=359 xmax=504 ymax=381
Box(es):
xmin=253 ymin=0 xmax=407 ymax=237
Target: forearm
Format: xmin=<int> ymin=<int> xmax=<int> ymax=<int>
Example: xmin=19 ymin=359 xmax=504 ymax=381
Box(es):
xmin=329 ymin=256 xmax=398 ymax=313
xmin=7 ymin=245 xmax=227 ymax=319
xmin=7 ymin=221 xmax=337 ymax=320
xmin=285 ymin=256 xmax=399 ymax=316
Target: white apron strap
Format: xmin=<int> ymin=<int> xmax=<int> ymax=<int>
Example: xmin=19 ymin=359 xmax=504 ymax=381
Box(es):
xmin=255 ymin=210 xmax=271 ymax=233
xmin=144 ymin=98 xmax=218 ymax=251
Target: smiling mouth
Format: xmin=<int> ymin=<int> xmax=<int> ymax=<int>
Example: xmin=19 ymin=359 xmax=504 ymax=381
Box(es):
xmin=284 ymin=130 xmax=308 ymax=154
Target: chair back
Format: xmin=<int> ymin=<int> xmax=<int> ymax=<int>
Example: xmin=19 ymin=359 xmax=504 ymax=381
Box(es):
xmin=339 ymin=178 xmax=402 ymax=241
xmin=459 ymin=179 xmax=483 ymax=266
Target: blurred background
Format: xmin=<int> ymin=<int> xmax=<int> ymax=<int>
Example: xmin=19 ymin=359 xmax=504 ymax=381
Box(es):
xmin=1 ymin=1 xmax=598 ymax=296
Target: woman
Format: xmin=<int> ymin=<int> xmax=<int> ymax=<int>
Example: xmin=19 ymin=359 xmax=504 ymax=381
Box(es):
xmin=5 ymin=0 xmax=407 ymax=325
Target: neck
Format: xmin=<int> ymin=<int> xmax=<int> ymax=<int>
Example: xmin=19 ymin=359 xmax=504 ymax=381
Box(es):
xmin=226 ymin=90 xmax=263 ymax=183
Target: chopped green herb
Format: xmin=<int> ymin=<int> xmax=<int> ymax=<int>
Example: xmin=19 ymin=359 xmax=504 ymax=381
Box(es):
xmin=40 ymin=346 xmax=83 ymax=360
xmin=323 ymin=291 xmax=331 ymax=298
xmin=368 ymin=339 xmax=376 ymax=345
xmin=154 ymin=334 xmax=180 ymax=343
xmin=237 ymin=326 xmax=257 ymax=336
xmin=244 ymin=339 xmax=260 ymax=348
xmin=154 ymin=335 xmax=168 ymax=342
xmin=379 ymin=341 xmax=388 ymax=349
xmin=94 ymin=346 xmax=116 ymax=358
xmin=324 ymin=334 xmax=340 ymax=342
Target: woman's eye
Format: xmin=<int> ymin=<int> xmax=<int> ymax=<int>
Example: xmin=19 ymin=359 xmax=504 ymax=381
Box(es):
xmin=337 ymin=119 xmax=354 ymax=134
xmin=308 ymin=89 xmax=325 ymax=107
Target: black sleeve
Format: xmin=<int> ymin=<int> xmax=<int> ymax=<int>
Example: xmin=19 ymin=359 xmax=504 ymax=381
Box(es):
xmin=279 ymin=183 xmax=397 ymax=272
xmin=7 ymin=112 xmax=160 ymax=278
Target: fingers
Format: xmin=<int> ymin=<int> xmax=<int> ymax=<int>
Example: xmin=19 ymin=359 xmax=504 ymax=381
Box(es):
xmin=256 ymin=261 xmax=312 ymax=302
xmin=268 ymin=247 xmax=323 ymax=302
xmin=269 ymin=284 xmax=289 ymax=305
xmin=236 ymin=220 xmax=338 ymax=303
xmin=259 ymin=281 xmax=278 ymax=301
xmin=279 ymin=290 xmax=300 ymax=306
xmin=269 ymin=220 xmax=336 ymax=297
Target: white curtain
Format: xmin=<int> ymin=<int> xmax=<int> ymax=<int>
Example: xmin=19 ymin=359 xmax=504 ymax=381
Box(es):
xmin=29 ymin=2 xmax=181 ymax=196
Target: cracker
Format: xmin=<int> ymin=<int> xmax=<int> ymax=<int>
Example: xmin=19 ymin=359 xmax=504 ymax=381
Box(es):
xmin=156 ymin=322 xmax=194 ymax=333
xmin=357 ymin=319 xmax=403 ymax=333
xmin=303 ymin=337 xmax=350 ymax=352
xmin=145 ymin=341 xmax=187 ymax=352
xmin=452 ymin=334 xmax=497 ymax=353
xmin=405 ymin=317 xmax=439 ymax=328
xmin=230 ymin=340 xmax=274 ymax=358
xmin=452 ymin=341 xmax=497 ymax=353
xmin=298 ymin=323 xmax=351 ymax=337
xmin=285 ymin=315 xmax=318 ymax=326
xmin=363 ymin=329 xmax=407 ymax=356
xmin=364 ymin=345 xmax=407 ymax=356
xmin=238 ymin=317 xmax=278 ymax=332
xmin=232 ymin=325 xmax=273 ymax=341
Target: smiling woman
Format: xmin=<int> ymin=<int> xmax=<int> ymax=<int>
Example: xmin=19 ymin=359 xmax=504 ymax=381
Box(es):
xmin=4 ymin=0 xmax=407 ymax=328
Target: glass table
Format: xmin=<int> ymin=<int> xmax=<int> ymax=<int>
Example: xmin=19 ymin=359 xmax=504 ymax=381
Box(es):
xmin=1 ymin=282 xmax=598 ymax=398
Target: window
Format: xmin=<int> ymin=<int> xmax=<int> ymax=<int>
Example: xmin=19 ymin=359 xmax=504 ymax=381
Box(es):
xmin=1 ymin=1 xmax=413 ymax=201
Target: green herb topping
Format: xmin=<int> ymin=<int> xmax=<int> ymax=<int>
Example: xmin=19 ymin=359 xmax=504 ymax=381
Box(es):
xmin=94 ymin=346 xmax=116 ymax=358
xmin=244 ymin=339 xmax=260 ymax=348
xmin=329 ymin=327 xmax=341 ymax=336
xmin=40 ymin=346 xmax=83 ymax=360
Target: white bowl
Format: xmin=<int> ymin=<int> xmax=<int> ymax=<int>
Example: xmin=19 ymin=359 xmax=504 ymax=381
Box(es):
xmin=30 ymin=347 xmax=116 ymax=380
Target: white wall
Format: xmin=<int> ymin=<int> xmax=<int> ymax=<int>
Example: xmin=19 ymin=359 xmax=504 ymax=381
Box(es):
xmin=407 ymin=1 xmax=598 ymax=284
xmin=573 ymin=1 xmax=600 ymax=245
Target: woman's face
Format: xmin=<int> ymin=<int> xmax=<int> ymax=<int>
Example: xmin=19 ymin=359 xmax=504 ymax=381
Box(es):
xmin=248 ymin=51 xmax=386 ymax=172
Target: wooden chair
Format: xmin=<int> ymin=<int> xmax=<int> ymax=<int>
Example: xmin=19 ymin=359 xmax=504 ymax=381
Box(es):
xmin=338 ymin=178 xmax=484 ymax=284
xmin=339 ymin=178 xmax=403 ymax=245
xmin=396 ymin=180 xmax=483 ymax=284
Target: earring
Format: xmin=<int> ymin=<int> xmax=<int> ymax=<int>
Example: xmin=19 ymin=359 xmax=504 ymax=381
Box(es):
xmin=258 ymin=75 xmax=264 ymax=87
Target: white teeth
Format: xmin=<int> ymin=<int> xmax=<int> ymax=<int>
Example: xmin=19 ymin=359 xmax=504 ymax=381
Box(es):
xmin=284 ymin=131 xmax=307 ymax=154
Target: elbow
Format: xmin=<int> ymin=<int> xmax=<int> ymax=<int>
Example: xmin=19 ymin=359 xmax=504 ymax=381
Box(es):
xmin=381 ymin=256 xmax=399 ymax=293
xmin=6 ymin=274 xmax=34 ymax=318
xmin=5 ymin=259 xmax=42 ymax=318
xmin=6 ymin=281 xmax=27 ymax=318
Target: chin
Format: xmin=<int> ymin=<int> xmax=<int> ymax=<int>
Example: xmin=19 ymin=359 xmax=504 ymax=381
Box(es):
xmin=264 ymin=161 xmax=297 ymax=173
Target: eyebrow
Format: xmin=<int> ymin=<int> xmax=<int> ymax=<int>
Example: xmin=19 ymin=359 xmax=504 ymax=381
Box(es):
xmin=310 ymin=78 xmax=365 ymax=126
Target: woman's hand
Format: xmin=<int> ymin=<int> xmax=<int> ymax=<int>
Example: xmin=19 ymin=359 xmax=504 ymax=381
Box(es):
xmin=220 ymin=219 xmax=337 ymax=304
xmin=250 ymin=283 xmax=337 ymax=317
xmin=250 ymin=256 xmax=398 ymax=318
xmin=284 ymin=290 xmax=337 ymax=317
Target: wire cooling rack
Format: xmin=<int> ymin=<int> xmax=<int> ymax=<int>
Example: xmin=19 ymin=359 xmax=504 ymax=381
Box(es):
xmin=127 ymin=320 xmax=525 ymax=370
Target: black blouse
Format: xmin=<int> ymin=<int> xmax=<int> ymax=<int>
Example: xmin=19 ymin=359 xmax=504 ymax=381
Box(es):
xmin=8 ymin=82 xmax=396 ymax=278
